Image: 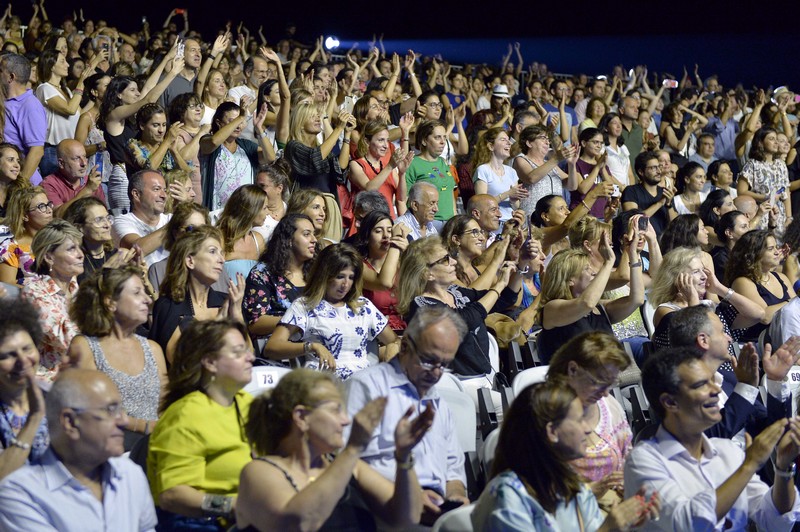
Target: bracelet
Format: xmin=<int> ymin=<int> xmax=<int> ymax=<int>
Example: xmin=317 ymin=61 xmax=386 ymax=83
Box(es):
xmin=73 ymin=89 xmax=84 ymax=95
xmin=774 ymin=462 xmax=796 ymax=479
xmin=8 ymin=437 xmax=31 ymax=450
xmin=722 ymin=287 xmax=734 ymax=302
xmin=201 ymin=494 xmax=234 ymax=518
xmin=304 ymin=341 xmax=314 ymax=354
xmin=260 ymin=130 xmax=269 ymax=139
xmin=208 ymin=54 xmax=217 ymax=60
xmin=395 ymin=452 xmax=415 ymax=470
xmin=402 ymin=137 xmax=409 ymax=142
xmin=343 ymin=138 xmax=351 ymax=144
xmin=629 ymin=261 xmax=642 ymax=268
xmin=488 ymin=288 xmax=501 ymax=297
xmin=581 ymin=200 xmax=591 ymax=210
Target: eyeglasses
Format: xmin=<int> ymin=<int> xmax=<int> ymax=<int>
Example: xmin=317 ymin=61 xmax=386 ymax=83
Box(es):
xmin=644 ymin=165 xmax=661 ymax=172
xmin=461 ymin=228 xmax=487 ymax=238
xmin=426 ymin=102 xmax=443 ymax=109
xmin=375 ymin=99 xmax=389 ymax=107
xmin=535 ymin=135 xmax=550 ymax=142
xmin=427 ymin=253 xmax=452 ymax=268
xmin=29 ymin=201 xmax=54 ymax=213
xmin=407 ymin=336 xmax=451 ymax=372
xmin=178 ymin=225 xmax=197 ymax=234
xmin=586 ymin=139 xmax=605 ymax=145
xmin=187 ymin=103 xmax=203 ymax=110
xmin=70 ymin=402 xmax=127 ymax=420
xmin=87 ymin=215 xmax=113 ymax=226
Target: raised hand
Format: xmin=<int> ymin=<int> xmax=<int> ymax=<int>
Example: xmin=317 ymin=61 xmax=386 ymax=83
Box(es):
xmin=762 ymin=336 xmax=800 ymax=381
xmin=394 ymin=404 xmax=435 ymax=457
xmin=733 ymin=343 xmax=760 ymax=387
xmin=745 ymin=418 xmax=788 ymax=471
xmin=212 ymin=33 xmax=230 ymax=57
xmin=348 ymin=397 xmax=387 ymax=451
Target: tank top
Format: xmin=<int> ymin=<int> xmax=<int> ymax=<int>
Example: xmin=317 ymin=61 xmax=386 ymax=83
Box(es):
xmin=105 ymin=122 xmax=137 ymax=166
xmin=85 ymin=335 xmax=160 ymax=420
xmin=538 ymin=304 xmax=613 ymax=364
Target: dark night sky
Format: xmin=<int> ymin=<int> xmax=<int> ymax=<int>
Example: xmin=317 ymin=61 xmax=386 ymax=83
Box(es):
xmin=41 ymin=0 xmax=799 ymax=87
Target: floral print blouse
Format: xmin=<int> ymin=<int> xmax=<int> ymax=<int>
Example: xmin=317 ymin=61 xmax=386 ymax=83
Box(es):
xmin=20 ymin=274 xmax=80 ymax=382
xmin=0 ymin=226 xmax=34 ymax=284
xmin=243 ymin=263 xmax=304 ymax=341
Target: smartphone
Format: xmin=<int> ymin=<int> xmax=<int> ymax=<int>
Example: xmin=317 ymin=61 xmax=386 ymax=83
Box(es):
xmin=638 ymin=216 xmax=649 ymax=231
xmin=662 ymin=79 xmax=678 ymax=89
xmin=176 ymin=41 xmax=185 ymax=59
xmin=438 ymin=500 xmax=463 ymax=514
xmin=611 ymin=184 xmax=621 ymax=198
xmin=174 ymin=8 xmax=185 ymax=14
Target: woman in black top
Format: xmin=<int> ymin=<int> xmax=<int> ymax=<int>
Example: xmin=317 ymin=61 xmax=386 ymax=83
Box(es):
xmin=536 ymin=218 xmax=644 ymax=363
xmin=397 ymin=236 xmax=519 ymax=378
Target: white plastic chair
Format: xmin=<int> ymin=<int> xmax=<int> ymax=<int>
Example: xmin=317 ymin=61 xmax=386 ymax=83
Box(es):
xmin=437 ymin=387 xmax=477 ymax=453
xmin=480 ymin=428 xmax=501 ymax=479
xmin=487 ymin=332 xmax=500 ymax=374
xmin=431 ymin=503 xmax=475 ymax=532
xmin=436 ymin=372 xmax=466 ymax=392
xmin=244 ymin=366 xmax=293 ymax=396
xmin=511 ymin=366 xmax=549 ymax=398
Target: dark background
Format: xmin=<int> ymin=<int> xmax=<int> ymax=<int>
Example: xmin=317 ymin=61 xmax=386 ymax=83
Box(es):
xmin=38 ymin=0 xmax=799 ymax=89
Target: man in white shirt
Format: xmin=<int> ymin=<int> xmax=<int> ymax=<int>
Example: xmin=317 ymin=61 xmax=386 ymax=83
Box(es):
xmin=112 ymin=170 xmax=172 ymax=267
xmin=626 ymin=347 xmax=800 ymax=531
xmin=668 ymin=305 xmax=797 ymax=440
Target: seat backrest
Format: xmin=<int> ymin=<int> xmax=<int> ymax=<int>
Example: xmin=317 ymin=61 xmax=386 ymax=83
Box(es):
xmin=761 ymin=368 xmax=800 ymax=417
xmin=480 ymin=428 xmax=501 ymax=478
xmin=511 ymin=366 xmax=549 ymax=397
xmin=436 ymin=372 xmax=466 ymax=392
xmin=487 ymin=332 xmax=500 ymax=374
xmin=244 ymin=366 xmax=293 ymax=396
xmin=431 ymin=503 xmax=475 ymax=532
xmin=641 ymin=296 xmax=656 ymax=338
xmin=437 ymin=388 xmax=478 ymax=453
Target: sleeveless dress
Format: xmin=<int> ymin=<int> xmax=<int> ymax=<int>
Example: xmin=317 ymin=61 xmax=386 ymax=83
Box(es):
xmin=237 ymin=457 xmax=376 ymax=532
xmin=737 ymin=272 xmax=790 ymax=342
xmin=224 ymin=231 xmax=260 ymax=280
xmin=85 ymin=335 xmax=160 ymax=421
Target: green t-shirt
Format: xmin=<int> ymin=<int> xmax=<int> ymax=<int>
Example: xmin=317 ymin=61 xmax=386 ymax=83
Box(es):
xmin=405 ymin=156 xmax=456 ymax=221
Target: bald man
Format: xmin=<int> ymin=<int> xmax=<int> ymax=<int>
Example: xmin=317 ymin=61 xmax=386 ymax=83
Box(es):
xmin=733 ymin=194 xmax=768 ymax=229
xmin=41 ymin=139 xmax=105 ymax=217
xmin=466 ymin=194 xmax=502 ymax=236
xmin=0 ymin=369 xmax=157 ymax=531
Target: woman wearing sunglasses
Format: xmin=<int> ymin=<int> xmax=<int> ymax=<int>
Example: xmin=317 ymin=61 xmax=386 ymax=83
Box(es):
xmin=397 ymin=236 xmax=520 ymax=409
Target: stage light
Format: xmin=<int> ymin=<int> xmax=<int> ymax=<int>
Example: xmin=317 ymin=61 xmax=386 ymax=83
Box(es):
xmin=324 ymin=36 xmax=340 ymax=50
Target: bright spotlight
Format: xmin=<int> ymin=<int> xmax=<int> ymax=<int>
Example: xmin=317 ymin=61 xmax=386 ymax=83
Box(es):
xmin=324 ymin=36 xmax=340 ymax=50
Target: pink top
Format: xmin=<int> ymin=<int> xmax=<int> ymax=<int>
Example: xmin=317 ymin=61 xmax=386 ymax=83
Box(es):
xmin=42 ymin=171 xmax=106 ymax=207
xmin=570 ymin=396 xmax=632 ymax=482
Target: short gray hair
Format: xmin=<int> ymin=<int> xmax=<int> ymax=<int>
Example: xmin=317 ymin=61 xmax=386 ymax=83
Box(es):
xmin=408 ymin=182 xmax=437 ymax=203
xmin=0 ymin=53 xmax=31 ymax=83
xmin=404 ymin=306 xmax=467 ymax=347
xmin=354 ymin=190 xmax=390 ymax=215
xmin=668 ymin=305 xmax=714 ymax=347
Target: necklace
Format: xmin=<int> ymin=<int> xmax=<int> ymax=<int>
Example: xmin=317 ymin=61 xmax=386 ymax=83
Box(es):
xmin=365 ymin=156 xmax=383 ymax=175
xmin=761 ymin=274 xmax=772 ymax=285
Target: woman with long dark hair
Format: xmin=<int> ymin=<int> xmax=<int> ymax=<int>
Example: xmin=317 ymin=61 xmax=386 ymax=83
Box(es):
xmin=738 ymin=128 xmax=791 ymax=237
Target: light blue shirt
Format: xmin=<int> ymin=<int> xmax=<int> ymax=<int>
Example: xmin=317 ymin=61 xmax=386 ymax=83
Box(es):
xmin=471 ymin=471 xmax=603 ymax=531
xmin=344 ymin=358 xmax=466 ymax=496
xmin=394 ymin=211 xmax=438 ymax=241
xmin=0 ymin=447 xmax=157 ymax=532
xmin=625 ymin=424 xmax=800 ymax=531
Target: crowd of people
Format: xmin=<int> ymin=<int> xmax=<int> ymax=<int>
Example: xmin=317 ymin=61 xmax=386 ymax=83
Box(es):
xmin=1 ymin=4 xmax=800 ymax=531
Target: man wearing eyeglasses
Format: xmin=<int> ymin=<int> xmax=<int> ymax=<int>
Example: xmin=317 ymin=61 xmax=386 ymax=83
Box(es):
xmin=344 ymin=306 xmax=470 ymax=525
xmin=0 ymin=369 xmax=157 ymax=531
xmin=42 ymin=139 xmax=105 ymax=217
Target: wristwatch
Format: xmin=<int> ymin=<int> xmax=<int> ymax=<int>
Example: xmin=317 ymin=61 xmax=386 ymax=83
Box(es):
xmin=775 ymin=461 xmax=797 ymax=479
xmin=304 ymin=341 xmax=314 ymax=355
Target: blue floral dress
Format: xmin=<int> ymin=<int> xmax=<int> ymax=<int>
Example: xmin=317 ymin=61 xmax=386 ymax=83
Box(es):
xmin=279 ymin=297 xmax=388 ymax=380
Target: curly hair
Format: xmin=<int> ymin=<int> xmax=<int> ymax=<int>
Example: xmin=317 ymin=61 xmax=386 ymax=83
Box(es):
xmin=62 ymin=196 xmax=114 ymax=253
xmin=724 ymin=229 xmax=772 ymax=286
xmin=516 ymin=124 xmax=549 ymax=158
xmin=168 ymin=92 xmax=203 ymax=125
xmin=649 ymin=247 xmax=701 ymax=306
xmin=302 ymin=243 xmax=364 ymax=312
xmin=0 ymin=297 xmax=44 ymax=348
xmin=246 ymin=369 xmax=342 ymax=456
xmin=160 ymin=225 xmax=224 ymax=302
xmin=470 ymin=127 xmax=507 ymax=169
xmin=70 ymin=265 xmax=146 ymax=336
xmin=135 ymin=102 xmax=166 ymax=132
xmin=660 ymin=214 xmax=704 ymax=254
xmin=217 ymin=185 xmax=267 ymax=254
xmin=160 ymin=319 xmax=250 ymax=414
xmin=257 ymin=214 xmax=316 ymax=278
xmin=491 ymin=380 xmax=583 ymax=514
